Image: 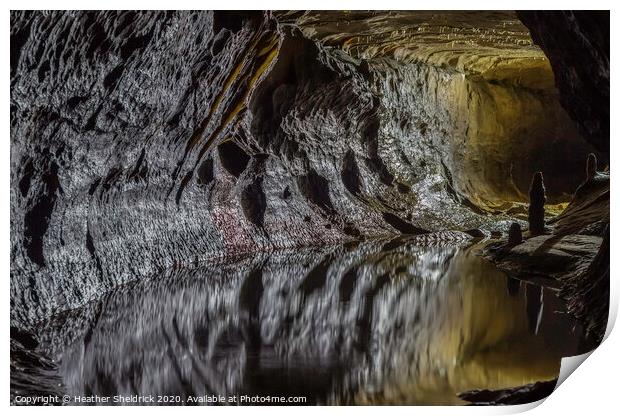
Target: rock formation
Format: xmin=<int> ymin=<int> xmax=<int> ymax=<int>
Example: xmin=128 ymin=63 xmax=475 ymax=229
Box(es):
xmin=10 ymin=9 xmax=610 ymax=406
xmin=9 ymin=11 xmax=608 ymax=333
xmin=528 ymin=172 xmax=546 ymax=235
xmin=562 ymin=224 xmax=610 ymax=346
xmin=507 ymin=222 xmax=523 ymax=246
xmin=586 ymin=153 xmax=598 ymax=181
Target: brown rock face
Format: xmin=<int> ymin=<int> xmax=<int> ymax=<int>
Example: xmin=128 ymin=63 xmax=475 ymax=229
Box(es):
xmin=518 ymin=11 xmax=610 ymax=153
xmin=285 ymin=11 xmax=597 ymax=208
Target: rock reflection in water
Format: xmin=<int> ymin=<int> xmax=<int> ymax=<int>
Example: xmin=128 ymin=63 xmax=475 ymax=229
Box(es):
xmin=31 ymin=238 xmax=584 ymax=405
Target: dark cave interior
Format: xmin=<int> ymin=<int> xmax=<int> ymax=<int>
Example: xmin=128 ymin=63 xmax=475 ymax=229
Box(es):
xmin=10 ymin=10 xmax=609 ymax=405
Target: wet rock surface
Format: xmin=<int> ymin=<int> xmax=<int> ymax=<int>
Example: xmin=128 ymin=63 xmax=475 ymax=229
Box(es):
xmin=281 ymin=11 xmax=601 ymax=207
xmin=485 ymin=172 xmax=609 ymax=346
xmin=10 ymin=10 xmax=609 ymax=406
xmin=10 ymin=332 xmax=63 ymax=405
xmin=459 ymin=379 xmax=557 ymax=406
xmin=10 ymin=11 xmax=601 ymax=328
xmin=487 ymin=234 xmax=602 ymax=286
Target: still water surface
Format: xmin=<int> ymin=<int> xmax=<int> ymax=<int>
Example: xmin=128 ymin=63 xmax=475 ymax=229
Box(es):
xmin=15 ymin=237 xmax=585 ymax=405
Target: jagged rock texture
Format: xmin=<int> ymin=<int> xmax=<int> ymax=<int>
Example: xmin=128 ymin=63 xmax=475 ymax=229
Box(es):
xmin=10 ymin=11 xmax=602 ymax=328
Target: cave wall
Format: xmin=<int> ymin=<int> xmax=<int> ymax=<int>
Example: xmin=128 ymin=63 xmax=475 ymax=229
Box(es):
xmin=450 ymin=74 xmax=594 ymax=206
xmin=11 ymin=11 xmax=282 ymax=326
xmin=517 ymin=11 xmax=610 ymax=153
xmin=373 ymin=61 xmax=593 ymax=209
xmin=286 ymin=11 xmax=598 ymax=207
xmin=10 ymin=10 xmax=598 ymax=328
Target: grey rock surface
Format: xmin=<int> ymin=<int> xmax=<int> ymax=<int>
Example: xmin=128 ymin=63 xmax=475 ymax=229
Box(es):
xmin=9 ymin=11 xmax=601 ymax=328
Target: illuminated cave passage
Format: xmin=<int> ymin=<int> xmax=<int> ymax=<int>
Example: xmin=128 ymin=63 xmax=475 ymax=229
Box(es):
xmin=10 ymin=10 xmax=609 ymax=405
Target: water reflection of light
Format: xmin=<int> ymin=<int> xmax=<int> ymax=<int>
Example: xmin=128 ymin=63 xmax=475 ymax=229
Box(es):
xmin=28 ymin=239 xmax=583 ymax=405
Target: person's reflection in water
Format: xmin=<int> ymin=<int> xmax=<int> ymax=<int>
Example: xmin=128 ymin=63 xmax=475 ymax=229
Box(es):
xmin=525 ymin=283 xmax=544 ymax=335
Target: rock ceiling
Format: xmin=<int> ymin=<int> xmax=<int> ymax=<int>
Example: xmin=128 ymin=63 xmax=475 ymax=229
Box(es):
xmin=277 ymin=11 xmax=553 ymax=89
